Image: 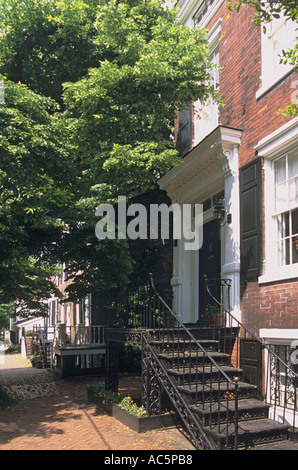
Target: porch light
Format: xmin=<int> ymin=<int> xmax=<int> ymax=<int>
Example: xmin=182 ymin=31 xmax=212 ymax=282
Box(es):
xmin=213 ymin=202 xmax=232 ymax=226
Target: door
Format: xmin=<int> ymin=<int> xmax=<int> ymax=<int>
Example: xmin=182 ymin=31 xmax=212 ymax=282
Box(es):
xmin=198 ymin=219 xmax=221 ymax=321
xmin=240 ymin=339 xmax=263 ymax=398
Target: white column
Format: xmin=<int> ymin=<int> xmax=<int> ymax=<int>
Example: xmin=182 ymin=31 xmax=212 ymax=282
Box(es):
xmin=221 ymin=145 xmax=241 ymax=322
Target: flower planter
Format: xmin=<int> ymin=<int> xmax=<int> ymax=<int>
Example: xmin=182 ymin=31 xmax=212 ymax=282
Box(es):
xmin=87 ymin=387 xmax=114 ymax=415
xmin=87 ymin=388 xmax=176 ymax=433
xmin=112 ymin=404 xmax=175 ymax=433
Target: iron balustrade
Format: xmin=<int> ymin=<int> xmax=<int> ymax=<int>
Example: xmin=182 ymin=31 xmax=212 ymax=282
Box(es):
xmin=204 ymin=275 xmax=298 ymax=439
xmin=106 ymin=276 xmax=241 ymax=449
xmin=148 ymin=274 xmax=240 ymax=450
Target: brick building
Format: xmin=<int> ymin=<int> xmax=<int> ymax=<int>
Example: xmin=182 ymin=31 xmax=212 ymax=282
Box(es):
xmin=159 ymin=0 xmax=298 ymax=384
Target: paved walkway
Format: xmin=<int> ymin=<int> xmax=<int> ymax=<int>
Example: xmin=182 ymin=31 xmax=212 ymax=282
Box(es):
xmin=0 ymin=349 xmax=195 ymax=451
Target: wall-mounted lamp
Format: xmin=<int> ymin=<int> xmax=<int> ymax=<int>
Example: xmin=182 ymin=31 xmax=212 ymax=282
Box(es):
xmin=213 ymin=202 xmax=232 ymax=226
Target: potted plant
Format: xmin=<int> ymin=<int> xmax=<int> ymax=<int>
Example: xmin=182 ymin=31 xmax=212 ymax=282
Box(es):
xmin=30 ymin=353 xmax=42 ymax=368
xmin=87 ymin=384 xmax=121 ymax=414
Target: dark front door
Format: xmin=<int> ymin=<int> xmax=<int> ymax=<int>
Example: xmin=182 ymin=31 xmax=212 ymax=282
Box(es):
xmin=240 ymin=339 xmax=263 ymax=398
xmin=199 ymin=219 xmax=221 ymax=321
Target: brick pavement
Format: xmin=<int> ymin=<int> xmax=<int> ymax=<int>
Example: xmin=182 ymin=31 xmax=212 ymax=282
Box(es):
xmin=0 ymin=349 xmax=195 ymax=451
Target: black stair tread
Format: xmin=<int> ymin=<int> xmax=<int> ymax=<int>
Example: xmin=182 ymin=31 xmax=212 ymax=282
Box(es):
xmin=178 ymin=380 xmax=257 ymax=394
xmin=149 ymin=338 xmax=218 ymax=345
xmin=251 ymin=440 xmax=298 ymax=450
xmin=204 ymin=418 xmax=290 ymax=439
xmin=167 ymin=365 xmax=242 ymax=376
xmin=190 ymin=398 xmax=270 ymax=415
xmin=158 ymin=351 xmax=230 ymax=359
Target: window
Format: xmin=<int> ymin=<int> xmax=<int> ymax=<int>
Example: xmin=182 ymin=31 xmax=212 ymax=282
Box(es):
xmin=257 ymin=15 xmax=297 ymax=98
xmin=209 ymin=45 xmax=219 ymax=91
xmin=193 ymin=21 xmax=221 ymax=145
xmin=193 ymin=0 xmax=217 ymax=26
xmin=275 ymin=151 xmax=298 ymax=266
xmin=268 ymin=343 xmax=298 ymax=412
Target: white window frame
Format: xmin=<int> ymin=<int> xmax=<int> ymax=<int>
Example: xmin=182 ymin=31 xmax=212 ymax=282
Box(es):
xmin=256 ymin=118 xmax=298 ymax=284
xmin=256 ymin=14 xmax=297 ymax=99
xmin=193 ymin=19 xmax=221 ymax=146
xmin=274 ymin=151 xmax=298 ymax=267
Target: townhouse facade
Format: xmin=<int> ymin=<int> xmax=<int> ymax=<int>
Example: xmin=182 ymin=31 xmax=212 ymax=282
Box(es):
xmin=159 ymin=0 xmax=298 ymax=377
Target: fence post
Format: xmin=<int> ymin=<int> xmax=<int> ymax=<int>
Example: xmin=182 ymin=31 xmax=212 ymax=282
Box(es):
xmin=233 ymin=376 xmax=240 ymax=450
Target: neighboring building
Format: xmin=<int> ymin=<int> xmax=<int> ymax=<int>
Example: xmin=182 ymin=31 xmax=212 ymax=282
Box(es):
xmin=43 ymin=267 xmax=106 ymax=376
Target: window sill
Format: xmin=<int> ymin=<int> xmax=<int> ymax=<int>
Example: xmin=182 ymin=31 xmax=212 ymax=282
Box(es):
xmin=259 ymin=264 xmax=298 ymax=285
xmin=256 ymin=67 xmax=295 ymax=101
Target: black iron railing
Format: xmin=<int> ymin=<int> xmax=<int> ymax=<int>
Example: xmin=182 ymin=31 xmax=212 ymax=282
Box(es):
xmin=147 ymin=274 xmax=241 ymax=450
xmin=204 ymin=276 xmax=298 ymax=438
xmin=106 ymin=276 xmax=241 ymax=450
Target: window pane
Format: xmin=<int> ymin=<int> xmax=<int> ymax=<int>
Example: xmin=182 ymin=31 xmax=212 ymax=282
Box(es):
xmin=292 ymin=208 xmax=298 ymax=235
xmin=278 ymin=212 xmax=289 ymax=238
xmin=288 ymin=151 xmax=298 ymax=179
xmin=276 ymin=182 xmax=288 ymax=212
xmin=285 ymin=238 xmax=290 ymax=265
xmin=292 ymin=237 xmax=298 ymax=264
xmin=275 ymin=156 xmax=286 ymax=184
xmin=289 ymin=176 xmax=298 ymax=207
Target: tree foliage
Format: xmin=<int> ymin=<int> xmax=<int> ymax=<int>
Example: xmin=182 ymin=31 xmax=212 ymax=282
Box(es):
xmin=0 ymin=0 xmax=215 ymax=311
xmin=0 ymin=0 xmax=101 ymax=103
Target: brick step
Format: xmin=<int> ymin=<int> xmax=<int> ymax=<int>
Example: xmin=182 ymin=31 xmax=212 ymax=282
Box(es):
xmin=190 ymin=398 xmax=270 ymax=426
xmin=167 ymin=365 xmax=243 ymax=385
xmin=203 ymin=418 xmax=290 ymax=450
xmin=177 ymin=380 xmax=257 ymax=405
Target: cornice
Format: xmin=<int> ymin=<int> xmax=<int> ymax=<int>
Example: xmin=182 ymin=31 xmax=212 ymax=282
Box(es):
xmin=158 ymin=125 xmax=242 ymax=200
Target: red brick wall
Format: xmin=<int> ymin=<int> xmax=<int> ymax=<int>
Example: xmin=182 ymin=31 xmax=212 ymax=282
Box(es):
xmin=173 ymin=3 xmax=298 ymax=334
xmin=241 ymin=280 xmax=298 ymax=334
xmin=215 ymin=3 xmax=297 ymax=168
xmin=208 ymin=3 xmax=298 ymax=333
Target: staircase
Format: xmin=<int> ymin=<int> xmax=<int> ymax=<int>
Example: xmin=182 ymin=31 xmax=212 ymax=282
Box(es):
xmin=105 ymin=275 xmax=298 ymax=450
xmin=146 ymin=327 xmax=296 ymax=450
xmin=31 ymin=326 xmax=52 ymax=368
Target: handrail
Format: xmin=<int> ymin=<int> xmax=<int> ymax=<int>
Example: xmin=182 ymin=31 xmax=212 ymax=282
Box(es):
xmin=149 ymin=274 xmax=235 ymax=385
xmin=204 ymin=275 xmax=298 ymax=434
xmin=204 ymin=276 xmax=298 ymax=379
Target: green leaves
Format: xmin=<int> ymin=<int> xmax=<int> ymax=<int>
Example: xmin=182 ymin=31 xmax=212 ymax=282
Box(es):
xmin=0 ymin=0 xmax=215 ymax=308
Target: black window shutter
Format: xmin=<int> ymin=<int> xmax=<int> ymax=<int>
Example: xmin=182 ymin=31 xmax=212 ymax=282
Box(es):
xmin=240 ymin=158 xmax=262 ymax=280
xmin=178 ymin=105 xmax=192 ymax=157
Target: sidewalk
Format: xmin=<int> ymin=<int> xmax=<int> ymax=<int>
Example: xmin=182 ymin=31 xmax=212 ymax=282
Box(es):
xmin=0 ymin=349 xmax=195 ymax=451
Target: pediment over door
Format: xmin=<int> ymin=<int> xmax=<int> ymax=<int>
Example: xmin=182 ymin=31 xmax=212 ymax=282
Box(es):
xmin=159 ymin=125 xmax=242 ymax=204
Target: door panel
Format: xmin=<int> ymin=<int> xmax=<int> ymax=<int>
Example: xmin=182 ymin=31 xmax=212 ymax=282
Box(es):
xmin=240 ymin=339 xmax=263 ymax=397
xmin=199 ymin=219 xmax=221 ymax=319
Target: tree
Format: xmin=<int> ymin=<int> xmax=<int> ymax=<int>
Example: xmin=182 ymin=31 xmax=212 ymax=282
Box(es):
xmin=0 ymin=304 xmax=11 ymax=332
xmin=0 ymin=0 xmax=215 ymax=307
xmin=56 ymin=0 xmax=215 ymax=298
xmin=0 ymin=77 xmax=75 ymax=311
xmin=0 ymin=0 xmax=101 ymax=103
xmin=226 ymin=0 xmax=298 ymax=116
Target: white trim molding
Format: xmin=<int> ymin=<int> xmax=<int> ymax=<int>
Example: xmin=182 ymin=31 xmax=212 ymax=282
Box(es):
xmin=256 ymin=118 xmax=298 ymax=285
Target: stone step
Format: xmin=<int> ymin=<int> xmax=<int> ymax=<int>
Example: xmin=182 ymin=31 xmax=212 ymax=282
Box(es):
xmin=177 ymin=380 xmax=257 ymax=405
xmin=167 ymin=365 xmax=243 ymax=385
xmin=190 ymin=398 xmax=270 ymax=426
xmin=203 ymin=418 xmax=290 ymax=450
xmin=149 ymin=338 xmax=219 ymax=353
xmin=157 ymin=350 xmax=230 ymax=367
